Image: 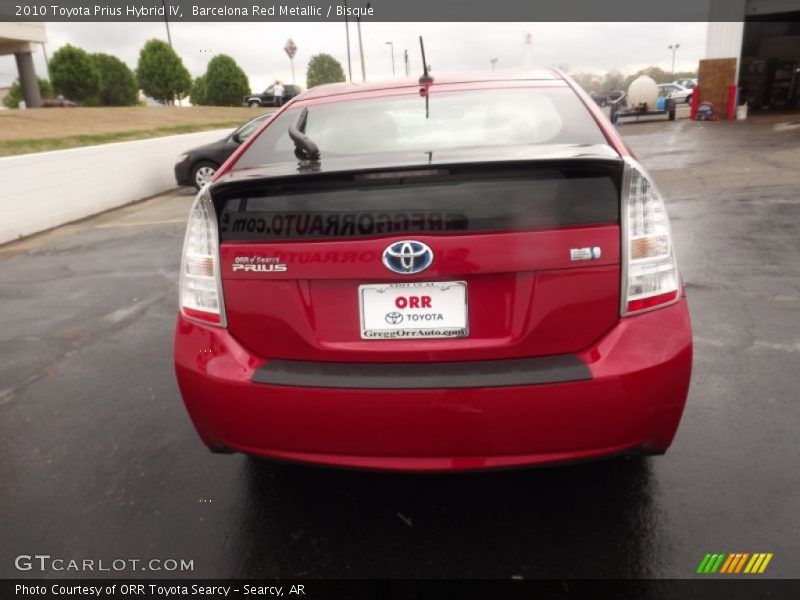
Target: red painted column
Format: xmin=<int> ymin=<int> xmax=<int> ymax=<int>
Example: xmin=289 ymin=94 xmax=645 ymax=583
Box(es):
xmin=727 ymin=85 xmax=738 ymax=120
xmin=690 ymin=86 xmax=700 ymax=120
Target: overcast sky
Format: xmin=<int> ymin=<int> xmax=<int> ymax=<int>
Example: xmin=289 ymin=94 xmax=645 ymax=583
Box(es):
xmin=0 ymin=22 xmax=707 ymax=91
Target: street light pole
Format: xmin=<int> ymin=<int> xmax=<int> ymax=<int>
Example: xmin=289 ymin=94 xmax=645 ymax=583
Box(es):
xmin=490 ymin=58 xmax=498 ymax=71
xmin=668 ymin=43 xmax=680 ymax=77
xmin=343 ymin=0 xmax=352 ymax=81
xmin=162 ymin=0 xmax=172 ymax=48
xmin=385 ymin=41 xmax=395 ymax=77
xmin=356 ymin=6 xmax=367 ymax=82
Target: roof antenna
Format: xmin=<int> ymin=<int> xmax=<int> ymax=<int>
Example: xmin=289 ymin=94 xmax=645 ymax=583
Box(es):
xmin=418 ymin=36 xmax=433 ymax=119
xmin=418 ymin=36 xmax=433 ymax=86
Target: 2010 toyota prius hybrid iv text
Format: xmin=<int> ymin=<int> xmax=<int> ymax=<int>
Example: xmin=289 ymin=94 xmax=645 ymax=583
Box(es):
xmin=173 ymin=69 xmax=693 ymax=472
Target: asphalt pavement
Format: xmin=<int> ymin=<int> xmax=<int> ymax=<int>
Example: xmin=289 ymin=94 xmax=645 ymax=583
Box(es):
xmin=1 ymin=115 xmax=799 ymax=579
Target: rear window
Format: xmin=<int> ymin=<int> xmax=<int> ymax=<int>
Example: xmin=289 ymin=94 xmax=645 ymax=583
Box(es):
xmin=235 ymin=114 xmax=271 ymax=141
xmin=235 ymin=87 xmax=605 ymax=169
xmin=216 ymin=166 xmax=620 ymax=242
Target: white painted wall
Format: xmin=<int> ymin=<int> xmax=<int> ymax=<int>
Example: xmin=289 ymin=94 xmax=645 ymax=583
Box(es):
xmin=706 ymin=0 xmax=746 ymax=82
xmin=0 ymin=129 xmax=230 ymax=245
xmin=706 ymin=22 xmax=746 ymax=61
xmin=706 ymin=0 xmax=746 ymax=86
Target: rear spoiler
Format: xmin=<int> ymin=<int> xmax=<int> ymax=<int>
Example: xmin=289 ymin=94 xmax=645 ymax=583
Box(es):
xmin=211 ymin=144 xmax=624 ymax=196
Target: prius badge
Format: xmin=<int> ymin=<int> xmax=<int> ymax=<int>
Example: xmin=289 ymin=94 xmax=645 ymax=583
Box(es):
xmin=383 ymin=240 xmax=433 ymax=275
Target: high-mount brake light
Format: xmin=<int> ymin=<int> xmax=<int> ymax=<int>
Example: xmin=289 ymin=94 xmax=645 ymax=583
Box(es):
xmin=179 ymin=187 xmax=226 ymax=326
xmin=621 ymin=157 xmax=681 ymax=316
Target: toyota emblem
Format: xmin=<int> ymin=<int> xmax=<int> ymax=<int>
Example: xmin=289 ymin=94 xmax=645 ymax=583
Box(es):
xmin=382 ymin=240 xmax=433 ymax=275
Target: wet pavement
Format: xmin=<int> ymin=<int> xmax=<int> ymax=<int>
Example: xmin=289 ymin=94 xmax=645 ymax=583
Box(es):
xmin=1 ymin=116 xmax=799 ymax=579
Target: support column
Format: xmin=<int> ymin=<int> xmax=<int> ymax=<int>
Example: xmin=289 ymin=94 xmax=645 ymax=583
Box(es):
xmin=15 ymin=52 xmax=42 ymax=108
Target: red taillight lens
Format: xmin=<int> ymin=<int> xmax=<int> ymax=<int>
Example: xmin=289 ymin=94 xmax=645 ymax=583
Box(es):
xmin=621 ymin=157 xmax=681 ymax=316
xmin=181 ymin=306 xmax=222 ymax=324
xmin=179 ymin=188 xmax=226 ymax=326
xmin=625 ymin=290 xmax=679 ymax=313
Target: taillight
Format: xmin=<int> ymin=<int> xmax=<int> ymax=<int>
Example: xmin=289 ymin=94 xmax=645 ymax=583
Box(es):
xmin=179 ymin=187 xmax=226 ymax=326
xmin=621 ymin=157 xmax=680 ymax=316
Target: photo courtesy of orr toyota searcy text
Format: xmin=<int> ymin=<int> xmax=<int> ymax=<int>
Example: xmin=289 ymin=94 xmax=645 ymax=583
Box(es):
xmin=14 ymin=584 xmax=302 ymax=597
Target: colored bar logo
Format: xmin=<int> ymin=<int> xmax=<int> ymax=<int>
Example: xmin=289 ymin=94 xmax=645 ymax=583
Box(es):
xmin=696 ymin=553 xmax=773 ymax=574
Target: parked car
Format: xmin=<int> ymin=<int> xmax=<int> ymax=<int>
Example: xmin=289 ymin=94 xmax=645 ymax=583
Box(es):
xmin=589 ymin=91 xmax=606 ymax=106
xmin=175 ymin=70 xmax=692 ymax=471
xmin=675 ymin=78 xmax=698 ymax=90
xmin=589 ymin=90 xmax=626 ymax=107
xmin=606 ymin=90 xmax=626 ymax=104
xmin=174 ymin=112 xmax=273 ymax=189
xmin=658 ymin=83 xmax=693 ymax=104
xmin=42 ymin=97 xmax=76 ymax=107
xmin=244 ymin=84 xmax=304 ymax=107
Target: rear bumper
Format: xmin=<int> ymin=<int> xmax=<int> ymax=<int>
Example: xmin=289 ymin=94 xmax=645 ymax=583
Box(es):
xmin=174 ymin=299 xmax=692 ymax=471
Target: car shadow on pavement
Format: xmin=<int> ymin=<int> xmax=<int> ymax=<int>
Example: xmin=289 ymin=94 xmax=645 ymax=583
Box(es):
xmin=231 ymin=455 xmax=664 ymax=579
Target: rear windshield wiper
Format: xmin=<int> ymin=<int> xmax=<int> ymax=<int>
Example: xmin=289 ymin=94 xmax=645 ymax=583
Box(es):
xmin=288 ymin=107 xmax=321 ymax=162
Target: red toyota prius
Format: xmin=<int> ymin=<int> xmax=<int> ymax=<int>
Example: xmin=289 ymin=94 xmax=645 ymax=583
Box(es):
xmin=174 ymin=69 xmax=692 ymax=471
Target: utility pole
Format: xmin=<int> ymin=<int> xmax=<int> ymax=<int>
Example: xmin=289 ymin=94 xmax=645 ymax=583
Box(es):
xmin=668 ymin=43 xmax=680 ymax=77
xmin=343 ymin=0 xmax=352 ymax=81
xmin=162 ymin=0 xmax=172 ymax=48
xmin=386 ymin=41 xmax=395 ymax=77
xmin=490 ymin=58 xmax=498 ymax=71
xmin=404 ymin=49 xmax=409 ymax=76
xmin=162 ymin=0 xmax=175 ymax=103
xmin=356 ymin=4 xmax=368 ymax=82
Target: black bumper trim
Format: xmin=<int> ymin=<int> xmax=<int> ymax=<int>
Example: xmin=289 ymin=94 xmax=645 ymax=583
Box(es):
xmin=251 ymin=355 xmax=592 ymax=389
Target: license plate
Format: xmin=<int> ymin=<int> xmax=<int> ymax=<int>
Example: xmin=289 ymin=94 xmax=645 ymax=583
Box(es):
xmin=359 ymin=281 xmax=468 ymax=340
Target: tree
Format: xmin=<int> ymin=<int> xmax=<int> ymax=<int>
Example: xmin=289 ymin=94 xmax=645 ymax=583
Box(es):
xmin=306 ymin=53 xmax=345 ymax=89
xmin=91 ymin=53 xmax=137 ymax=106
xmin=674 ymin=70 xmax=698 ymax=81
xmin=191 ymin=75 xmax=209 ymax=106
xmin=202 ymin=55 xmax=249 ymax=106
xmin=2 ymin=77 xmax=53 ymax=108
xmin=568 ymin=71 xmax=601 ymax=93
xmin=602 ymin=69 xmax=626 ymax=92
xmin=624 ymin=66 xmax=672 ymax=89
xmin=136 ymin=39 xmax=191 ymax=104
xmin=49 ymin=44 xmax=100 ymax=103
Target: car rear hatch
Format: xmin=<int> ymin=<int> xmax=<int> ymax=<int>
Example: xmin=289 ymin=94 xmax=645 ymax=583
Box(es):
xmin=210 ymin=146 xmax=624 ymax=362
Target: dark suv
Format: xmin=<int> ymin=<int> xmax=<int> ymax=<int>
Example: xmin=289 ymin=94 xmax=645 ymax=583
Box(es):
xmin=244 ymin=84 xmax=304 ymax=107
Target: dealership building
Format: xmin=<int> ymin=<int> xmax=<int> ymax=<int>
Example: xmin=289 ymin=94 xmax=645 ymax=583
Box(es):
xmin=0 ymin=22 xmax=46 ymax=108
xmin=706 ymin=0 xmax=800 ymax=112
